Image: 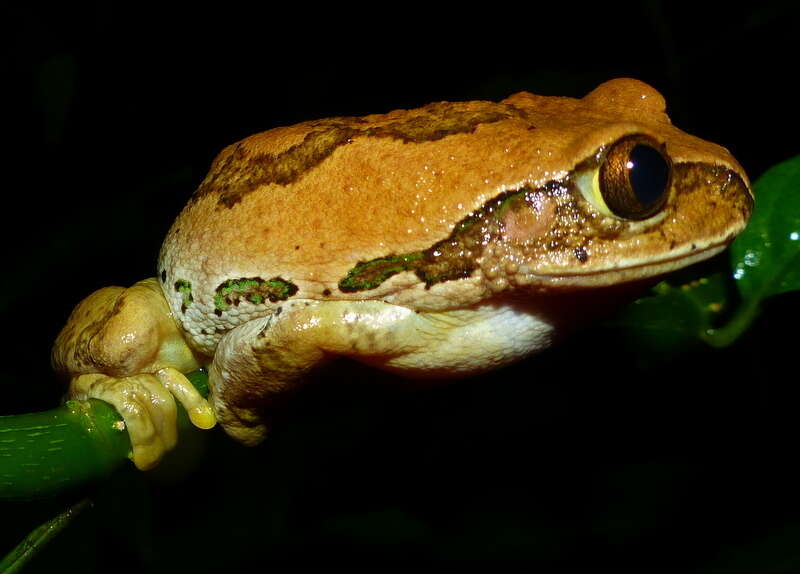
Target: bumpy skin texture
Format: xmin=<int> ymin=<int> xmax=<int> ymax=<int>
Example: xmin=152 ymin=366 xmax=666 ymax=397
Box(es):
xmin=160 ymin=79 xmax=750 ymax=354
xmin=52 ymin=79 xmax=753 ymax=467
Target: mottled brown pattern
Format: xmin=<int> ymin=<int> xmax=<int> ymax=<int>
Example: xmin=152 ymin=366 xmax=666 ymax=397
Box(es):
xmin=673 ymin=163 xmax=753 ymax=222
xmin=337 ymin=162 xmax=751 ymax=292
xmin=51 ymin=287 xmax=126 ymax=374
xmin=337 ymin=184 xmax=562 ymax=292
xmin=194 ymin=101 xmax=530 ymax=208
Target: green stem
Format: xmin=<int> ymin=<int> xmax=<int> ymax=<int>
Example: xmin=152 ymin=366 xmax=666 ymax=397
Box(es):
xmin=0 ymin=369 xmax=209 ymax=501
xmin=702 ymin=298 xmax=761 ymax=348
xmin=0 ymin=400 xmax=130 ymax=501
xmin=0 ymin=498 xmax=91 ymax=574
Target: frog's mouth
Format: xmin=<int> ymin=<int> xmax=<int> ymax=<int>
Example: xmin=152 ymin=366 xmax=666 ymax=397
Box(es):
xmin=537 ymin=241 xmax=730 ymax=288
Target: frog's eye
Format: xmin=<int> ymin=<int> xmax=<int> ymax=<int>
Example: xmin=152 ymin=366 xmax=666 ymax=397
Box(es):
xmin=593 ymin=135 xmax=672 ymax=220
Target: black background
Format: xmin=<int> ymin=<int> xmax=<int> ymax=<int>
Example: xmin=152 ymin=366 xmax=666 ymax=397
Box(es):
xmin=2 ymin=2 xmax=799 ymax=571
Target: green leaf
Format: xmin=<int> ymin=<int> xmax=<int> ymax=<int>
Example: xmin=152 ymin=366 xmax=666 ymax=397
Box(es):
xmin=730 ymin=155 xmax=800 ymax=300
xmin=704 ymin=155 xmax=800 ymax=347
xmin=599 ymin=262 xmax=733 ymax=361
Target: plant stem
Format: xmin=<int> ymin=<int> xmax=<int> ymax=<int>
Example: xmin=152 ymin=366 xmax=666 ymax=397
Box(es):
xmin=0 ymin=498 xmax=91 ymax=574
xmin=0 ymin=400 xmax=130 ymax=500
xmin=0 ymin=369 xmax=209 ymax=501
xmin=702 ymin=298 xmax=761 ymax=348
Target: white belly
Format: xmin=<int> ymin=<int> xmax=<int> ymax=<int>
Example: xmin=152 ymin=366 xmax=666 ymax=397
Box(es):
xmin=379 ymin=299 xmax=557 ymax=376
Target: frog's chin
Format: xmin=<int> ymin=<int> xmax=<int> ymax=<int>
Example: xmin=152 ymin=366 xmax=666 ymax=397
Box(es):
xmin=536 ymin=242 xmax=729 ymax=288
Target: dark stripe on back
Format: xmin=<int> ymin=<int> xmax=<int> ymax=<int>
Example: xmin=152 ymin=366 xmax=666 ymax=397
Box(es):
xmin=194 ymin=101 xmax=530 ymax=208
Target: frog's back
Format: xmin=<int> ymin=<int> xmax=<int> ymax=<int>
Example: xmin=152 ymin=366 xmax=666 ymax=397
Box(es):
xmin=158 ymin=79 xmax=746 ymax=355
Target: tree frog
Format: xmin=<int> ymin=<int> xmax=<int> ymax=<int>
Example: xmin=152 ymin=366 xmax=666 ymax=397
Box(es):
xmin=51 ymin=79 xmax=753 ymax=470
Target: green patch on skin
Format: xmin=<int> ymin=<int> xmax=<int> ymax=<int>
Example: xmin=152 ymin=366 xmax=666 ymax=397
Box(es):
xmin=338 ymin=253 xmax=424 ymax=292
xmin=214 ymin=277 xmax=298 ymax=311
xmin=174 ymin=280 xmax=193 ymax=311
xmin=338 ymin=188 xmax=530 ymax=292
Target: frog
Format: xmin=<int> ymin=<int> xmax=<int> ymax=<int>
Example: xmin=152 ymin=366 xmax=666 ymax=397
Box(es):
xmin=51 ymin=78 xmax=753 ymax=470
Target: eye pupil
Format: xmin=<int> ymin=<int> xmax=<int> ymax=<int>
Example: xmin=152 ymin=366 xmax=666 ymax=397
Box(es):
xmin=628 ymin=144 xmax=670 ymax=209
xmin=598 ymin=135 xmax=672 ymax=220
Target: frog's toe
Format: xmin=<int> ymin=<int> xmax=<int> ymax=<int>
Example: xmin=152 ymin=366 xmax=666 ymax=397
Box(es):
xmin=156 ymin=367 xmax=216 ymax=430
xmin=70 ymin=373 xmax=180 ymax=470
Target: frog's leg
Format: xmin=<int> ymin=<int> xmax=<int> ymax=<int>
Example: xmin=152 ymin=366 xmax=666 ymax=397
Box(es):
xmin=209 ymin=298 xmax=552 ymax=445
xmin=52 ymin=278 xmax=216 ymax=469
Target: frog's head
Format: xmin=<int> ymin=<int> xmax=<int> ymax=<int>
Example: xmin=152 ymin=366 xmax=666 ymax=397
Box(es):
xmin=488 ymin=137 xmax=752 ymax=290
xmin=477 ymin=79 xmax=753 ymax=290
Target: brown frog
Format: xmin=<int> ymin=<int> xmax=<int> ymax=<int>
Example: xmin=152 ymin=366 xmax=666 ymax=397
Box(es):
xmin=52 ymin=79 xmax=752 ymax=469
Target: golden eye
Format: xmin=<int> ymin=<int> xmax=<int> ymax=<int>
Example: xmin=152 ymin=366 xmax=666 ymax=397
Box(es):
xmin=596 ymin=135 xmax=672 ymax=220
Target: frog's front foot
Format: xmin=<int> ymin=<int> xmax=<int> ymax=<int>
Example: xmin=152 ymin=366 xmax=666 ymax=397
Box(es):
xmin=70 ymin=367 xmax=215 ymax=470
xmin=52 ymin=278 xmax=216 ymax=470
